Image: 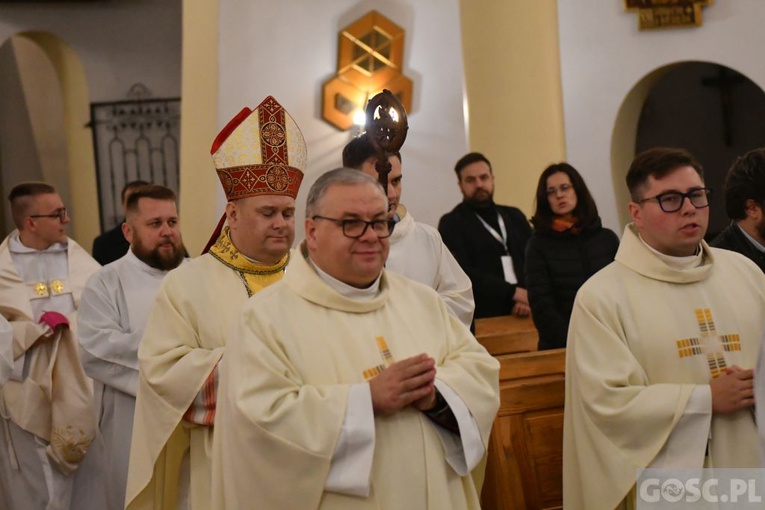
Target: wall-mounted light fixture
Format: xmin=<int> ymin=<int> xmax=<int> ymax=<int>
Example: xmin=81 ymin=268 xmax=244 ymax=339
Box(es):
xmin=322 ymin=10 xmax=413 ymax=131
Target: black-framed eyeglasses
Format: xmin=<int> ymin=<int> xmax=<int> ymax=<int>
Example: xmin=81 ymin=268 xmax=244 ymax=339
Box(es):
xmin=29 ymin=208 xmax=68 ymax=222
xmin=637 ymin=188 xmax=712 ymax=213
xmin=312 ymin=215 xmax=395 ymax=239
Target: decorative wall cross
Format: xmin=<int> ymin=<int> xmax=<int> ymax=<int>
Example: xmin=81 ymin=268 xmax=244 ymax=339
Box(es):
xmin=625 ymin=0 xmax=713 ymax=30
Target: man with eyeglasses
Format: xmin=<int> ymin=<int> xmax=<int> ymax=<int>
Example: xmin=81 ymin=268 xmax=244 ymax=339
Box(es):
xmin=211 ymin=168 xmax=499 ymax=509
xmin=438 ymin=152 xmax=533 ymax=319
xmin=342 ymin=135 xmax=474 ymax=327
xmin=0 ymin=182 xmax=107 ymax=509
xmin=125 ymin=96 xmax=305 ymax=510
xmin=563 ymin=148 xmax=765 ymax=509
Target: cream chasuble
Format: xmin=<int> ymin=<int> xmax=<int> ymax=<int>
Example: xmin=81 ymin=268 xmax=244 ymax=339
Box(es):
xmin=78 ymin=249 xmax=186 ymax=510
xmin=564 ymin=224 xmax=765 ymax=510
xmin=0 ymin=232 xmax=104 ymax=510
xmin=126 ymin=227 xmax=288 ymax=510
xmin=211 ymin=246 xmax=499 ymax=509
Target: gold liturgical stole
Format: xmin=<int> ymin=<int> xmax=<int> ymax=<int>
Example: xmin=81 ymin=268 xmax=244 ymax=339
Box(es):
xmin=208 ymin=226 xmax=288 ymax=297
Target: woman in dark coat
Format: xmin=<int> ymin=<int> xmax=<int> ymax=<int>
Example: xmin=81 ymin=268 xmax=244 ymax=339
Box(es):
xmin=525 ymin=163 xmax=619 ymax=350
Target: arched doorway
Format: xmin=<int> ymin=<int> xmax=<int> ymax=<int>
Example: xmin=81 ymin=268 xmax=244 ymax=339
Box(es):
xmin=611 ymin=62 xmax=765 ymax=237
xmin=0 ymin=32 xmax=97 ymax=243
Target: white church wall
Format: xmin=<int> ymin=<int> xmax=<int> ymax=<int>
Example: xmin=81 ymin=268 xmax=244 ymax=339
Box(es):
xmin=557 ymin=0 xmax=765 ymax=234
xmin=216 ymin=0 xmax=468 ymax=239
xmin=0 ymin=0 xmax=181 ymax=102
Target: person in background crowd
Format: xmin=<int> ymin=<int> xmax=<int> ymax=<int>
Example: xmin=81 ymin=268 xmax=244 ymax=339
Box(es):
xmin=439 ymin=152 xmax=532 ymax=319
xmin=525 ymin=162 xmax=619 ymax=350
xmin=711 ymin=148 xmax=765 ymax=272
xmin=92 ymin=179 xmax=150 ymax=265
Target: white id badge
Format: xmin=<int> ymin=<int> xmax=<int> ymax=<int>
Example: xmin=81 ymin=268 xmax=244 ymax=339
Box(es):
xmin=501 ymin=255 xmax=517 ymax=284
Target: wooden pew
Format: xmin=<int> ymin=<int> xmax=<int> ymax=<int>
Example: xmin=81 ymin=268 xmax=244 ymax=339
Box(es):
xmin=481 ymin=348 xmax=566 ymax=510
xmin=475 ymin=315 xmax=539 ymax=356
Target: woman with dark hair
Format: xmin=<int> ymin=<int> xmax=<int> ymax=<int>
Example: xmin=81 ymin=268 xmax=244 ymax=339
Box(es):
xmin=525 ymin=163 xmax=619 ymax=350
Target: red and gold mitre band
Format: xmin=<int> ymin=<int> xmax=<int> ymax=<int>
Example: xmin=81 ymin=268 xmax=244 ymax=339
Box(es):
xmin=210 ymin=96 xmax=307 ymax=201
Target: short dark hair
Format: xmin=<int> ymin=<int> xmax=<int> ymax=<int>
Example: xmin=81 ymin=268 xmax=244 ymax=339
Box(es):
xmin=722 ymin=148 xmax=765 ymax=221
xmin=8 ymin=182 xmax=57 ymax=229
xmin=531 ymin=163 xmax=599 ymax=232
xmin=342 ymin=134 xmax=401 ymax=170
xmin=454 ymin=152 xmax=492 ymax=180
xmin=626 ymin=147 xmax=704 ymax=201
xmin=121 ymin=179 xmax=150 ymax=203
xmin=125 ymin=185 xmax=177 ymax=215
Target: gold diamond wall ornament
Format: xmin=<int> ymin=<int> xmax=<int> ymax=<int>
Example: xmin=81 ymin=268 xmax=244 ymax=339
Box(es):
xmin=625 ymin=0 xmax=713 ymax=30
xmin=322 ymin=11 xmax=414 ymax=131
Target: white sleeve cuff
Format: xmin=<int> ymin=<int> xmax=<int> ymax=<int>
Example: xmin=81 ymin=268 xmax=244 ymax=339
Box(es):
xmin=432 ymin=379 xmax=485 ymax=476
xmin=325 ymin=383 xmax=376 ymax=496
xmin=648 ymin=385 xmax=711 ymax=469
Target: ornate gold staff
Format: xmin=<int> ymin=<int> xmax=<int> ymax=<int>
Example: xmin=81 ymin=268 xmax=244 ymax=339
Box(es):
xmin=364 ymin=90 xmax=409 ymax=197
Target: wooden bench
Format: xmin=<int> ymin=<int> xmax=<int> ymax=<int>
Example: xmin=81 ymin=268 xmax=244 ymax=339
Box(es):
xmin=475 ymin=315 xmax=539 ymax=356
xmin=481 ymin=348 xmax=566 ymax=510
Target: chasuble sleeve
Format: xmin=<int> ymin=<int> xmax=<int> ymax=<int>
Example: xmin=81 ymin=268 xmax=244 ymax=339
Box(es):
xmin=138 ymin=277 xmax=224 ymax=413
xmin=214 ymin=301 xmax=351 ymax=510
xmin=432 ymin=311 xmax=500 ymax=449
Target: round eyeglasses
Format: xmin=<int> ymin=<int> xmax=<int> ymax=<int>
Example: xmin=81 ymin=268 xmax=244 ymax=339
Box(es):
xmin=312 ymin=216 xmax=395 ymax=239
xmin=637 ymin=188 xmax=712 ymax=213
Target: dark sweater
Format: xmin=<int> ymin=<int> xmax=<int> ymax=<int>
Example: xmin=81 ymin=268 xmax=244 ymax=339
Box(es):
xmin=710 ymin=222 xmax=765 ymax=274
xmin=524 ymin=220 xmax=619 ymax=350
xmin=438 ymin=201 xmax=532 ymax=319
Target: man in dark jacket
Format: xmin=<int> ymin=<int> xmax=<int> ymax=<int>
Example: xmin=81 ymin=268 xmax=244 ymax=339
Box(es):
xmin=92 ymin=180 xmax=149 ymax=265
xmin=438 ymin=152 xmax=532 ymax=319
xmin=711 ymin=148 xmax=765 ymax=273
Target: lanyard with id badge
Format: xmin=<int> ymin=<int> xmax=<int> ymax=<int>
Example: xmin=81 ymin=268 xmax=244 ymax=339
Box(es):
xmin=474 ymin=212 xmax=517 ymax=284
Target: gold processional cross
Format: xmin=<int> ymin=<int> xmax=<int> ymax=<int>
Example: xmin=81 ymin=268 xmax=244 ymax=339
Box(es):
xmin=676 ymin=308 xmax=741 ymax=379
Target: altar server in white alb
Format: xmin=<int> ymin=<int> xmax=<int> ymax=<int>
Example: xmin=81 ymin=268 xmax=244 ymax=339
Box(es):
xmin=77 ymin=184 xmax=187 ymax=510
xmin=564 ymin=148 xmax=765 ymax=510
xmin=0 ymin=182 xmax=106 ymax=510
xmin=126 ymin=95 xmax=306 ymax=510
xmin=212 ymin=168 xmax=500 ymax=509
xmin=342 ymin=134 xmax=475 ymax=326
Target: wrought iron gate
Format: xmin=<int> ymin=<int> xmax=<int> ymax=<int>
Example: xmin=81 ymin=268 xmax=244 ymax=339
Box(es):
xmin=89 ymin=90 xmax=181 ymax=232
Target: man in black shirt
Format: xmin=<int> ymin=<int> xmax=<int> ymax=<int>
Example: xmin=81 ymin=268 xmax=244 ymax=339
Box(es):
xmin=438 ymin=152 xmax=532 ymax=318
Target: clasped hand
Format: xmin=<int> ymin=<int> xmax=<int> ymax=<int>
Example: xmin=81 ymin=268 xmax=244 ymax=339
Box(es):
xmin=369 ymin=353 xmax=437 ymax=416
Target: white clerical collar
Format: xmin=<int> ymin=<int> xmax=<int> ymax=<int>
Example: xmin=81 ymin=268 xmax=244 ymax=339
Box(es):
xmin=125 ymin=248 xmax=172 ymax=277
xmin=736 ymin=223 xmax=765 ymax=253
xmin=638 ymin=233 xmax=703 ymax=270
xmin=307 ymin=256 xmax=382 ymax=301
xmin=8 ymin=232 xmax=68 ymax=254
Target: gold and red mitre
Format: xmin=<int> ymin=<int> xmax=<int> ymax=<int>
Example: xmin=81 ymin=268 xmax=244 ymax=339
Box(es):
xmin=210 ymin=95 xmax=306 ymax=200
